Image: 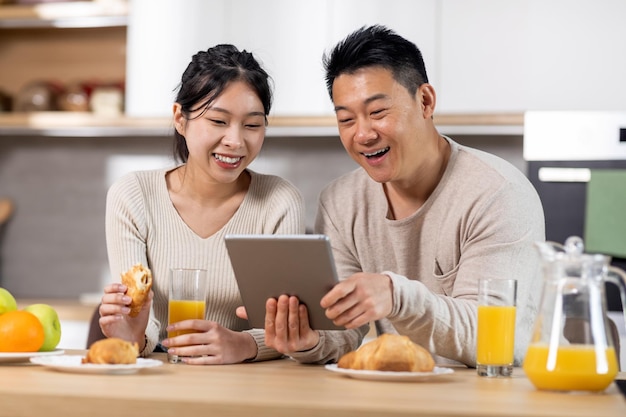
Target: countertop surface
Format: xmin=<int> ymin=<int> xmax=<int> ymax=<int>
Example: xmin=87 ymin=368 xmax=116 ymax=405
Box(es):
xmin=0 ymin=351 xmax=624 ymax=417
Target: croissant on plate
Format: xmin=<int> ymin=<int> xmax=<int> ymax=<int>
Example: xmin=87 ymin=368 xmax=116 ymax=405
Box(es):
xmin=337 ymin=333 xmax=435 ymax=372
xmin=120 ymin=263 xmax=153 ymax=317
xmin=83 ymin=338 xmax=139 ymax=365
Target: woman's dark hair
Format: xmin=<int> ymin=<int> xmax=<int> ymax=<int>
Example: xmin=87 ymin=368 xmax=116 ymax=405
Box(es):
xmin=173 ymin=44 xmax=272 ymax=162
xmin=323 ymin=25 xmax=429 ymax=100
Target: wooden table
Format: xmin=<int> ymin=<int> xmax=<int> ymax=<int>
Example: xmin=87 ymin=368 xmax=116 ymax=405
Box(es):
xmin=1 ymin=351 xmax=624 ymax=417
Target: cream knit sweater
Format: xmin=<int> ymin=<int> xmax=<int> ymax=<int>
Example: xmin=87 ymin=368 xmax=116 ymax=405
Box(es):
xmin=290 ymin=138 xmax=545 ymax=366
xmin=105 ymin=168 xmax=305 ymax=361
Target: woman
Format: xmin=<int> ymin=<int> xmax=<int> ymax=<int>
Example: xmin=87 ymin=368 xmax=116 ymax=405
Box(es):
xmin=99 ymin=44 xmax=305 ymax=364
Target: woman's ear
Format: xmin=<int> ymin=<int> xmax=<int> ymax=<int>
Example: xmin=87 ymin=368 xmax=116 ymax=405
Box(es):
xmin=417 ymin=83 xmax=436 ymax=119
xmin=173 ymin=103 xmax=186 ymax=136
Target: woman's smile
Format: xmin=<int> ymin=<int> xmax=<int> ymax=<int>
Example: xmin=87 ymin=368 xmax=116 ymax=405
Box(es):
xmin=213 ymin=153 xmax=243 ymax=168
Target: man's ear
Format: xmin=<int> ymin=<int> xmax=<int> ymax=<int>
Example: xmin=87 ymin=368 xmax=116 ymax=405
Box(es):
xmin=417 ymin=83 xmax=436 ymax=119
xmin=173 ymin=103 xmax=186 ymax=136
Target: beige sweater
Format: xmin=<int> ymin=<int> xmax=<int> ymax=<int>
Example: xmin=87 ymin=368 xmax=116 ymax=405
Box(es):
xmin=105 ymin=168 xmax=306 ymax=361
xmin=290 ymin=138 xmax=545 ymax=366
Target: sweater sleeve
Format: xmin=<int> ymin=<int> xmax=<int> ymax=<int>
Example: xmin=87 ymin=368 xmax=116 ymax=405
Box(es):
xmin=105 ymin=173 xmax=162 ymax=355
xmin=384 ymin=271 xmax=477 ymax=366
xmin=242 ymin=329 xmax=284 ymax=361
xmin=288 ymin=326 xmax=370 ymax=364
xmin=385 ymin=181 xmax=544 ymax=366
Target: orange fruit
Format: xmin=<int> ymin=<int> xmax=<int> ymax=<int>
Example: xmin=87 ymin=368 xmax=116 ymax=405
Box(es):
xmin=0 ymin=310 xmax=45 ymax=352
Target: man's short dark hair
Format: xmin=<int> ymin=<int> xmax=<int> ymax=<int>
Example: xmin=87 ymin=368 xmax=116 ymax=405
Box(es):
xmin=323 ymin=25 xmax=429 ymax=100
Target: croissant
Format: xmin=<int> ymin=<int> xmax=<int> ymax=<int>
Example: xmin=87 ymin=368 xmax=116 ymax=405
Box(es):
xmin=338 ymin=333 xmax=435 ymax=372
xmin=120 ymin=263 xmax=153 ymax=317
xmin=83 ymin=338 xmax=138 ymax=364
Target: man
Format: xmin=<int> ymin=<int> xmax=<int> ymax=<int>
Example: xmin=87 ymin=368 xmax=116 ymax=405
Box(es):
xmin=263 ymin=25 xmax=545 ymax=366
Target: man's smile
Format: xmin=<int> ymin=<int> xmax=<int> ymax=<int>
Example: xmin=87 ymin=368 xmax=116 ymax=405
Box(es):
xmin=362 ymin=147 xmax=390 ymax=158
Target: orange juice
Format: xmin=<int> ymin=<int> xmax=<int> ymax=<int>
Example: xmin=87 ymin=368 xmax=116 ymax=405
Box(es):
xmin=477 ymin=305 xmax=516 ymax=365
xmin=523 ymin=343 xmax=618 ymax=391
xmin=167 ymin=299 xmax=206 ymax=337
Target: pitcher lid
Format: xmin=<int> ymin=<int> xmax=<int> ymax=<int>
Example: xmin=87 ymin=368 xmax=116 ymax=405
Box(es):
xmin=535 ymin=236 xmax=610 ymax=264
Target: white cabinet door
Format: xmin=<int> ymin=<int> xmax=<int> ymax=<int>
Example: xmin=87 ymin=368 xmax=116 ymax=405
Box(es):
xmin=126 ymin=0 xmax=335 ymax=117
xmin=439 ymin=0 xmax=531 ymax=112
xmin=523 ymin=0 xmax=626 ymax=111
xmin=328 ymin=0 xmax=439 ymax=90
xmin=126 ymin=0 xmax=229 ymax=117
xmin=222 ymin=0 xmax=334 ymax=116
xmin=125 ymin=0 xmax=438 ymax=118
xmin=439 ymin=0 xmax=626 ymax=112
xmin=126 ymin=0 xmax=626 ymax=117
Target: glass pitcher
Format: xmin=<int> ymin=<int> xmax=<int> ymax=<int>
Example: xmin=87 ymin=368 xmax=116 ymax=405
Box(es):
xmin=523 ymin=236 xmax=626 ymax=392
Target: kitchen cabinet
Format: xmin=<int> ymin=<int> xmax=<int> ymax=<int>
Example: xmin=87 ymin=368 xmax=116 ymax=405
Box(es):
xmin=2 ymin=0 xmax=625 ymax=134
xmin=327 ymin=0 xmax=439 ymax=89
xmin=0 ymin=1 xmax=128 ymax=104
xmin=0 ymin=0 xmax=529 ymax=137
xmin=124 ymin=0 xmax=337 ymax=118
xmin=439 ymin=0 xmax=626 ymax=112
xmin=127 ymin=0 xmax=626 ymax=117
xmin=125 ymin=0 xmax=440 ymax=118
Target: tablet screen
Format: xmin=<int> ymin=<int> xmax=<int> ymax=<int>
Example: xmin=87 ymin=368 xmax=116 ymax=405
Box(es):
xmin=225 ymin=234 xmax=342 ymax=330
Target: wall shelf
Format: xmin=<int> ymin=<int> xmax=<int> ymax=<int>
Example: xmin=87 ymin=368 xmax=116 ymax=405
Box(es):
xmin=0 ymin=2 xmax=524 ymax=139
xmin=0 ymin=112 xmax=170 ymax=137
xmin=0 ymin=112 xmax=524 ymax=138
xmin=0 ymin=1 xmax=127 ymax=29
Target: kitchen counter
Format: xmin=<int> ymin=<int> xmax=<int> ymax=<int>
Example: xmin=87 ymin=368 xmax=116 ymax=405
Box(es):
xmin=0 ymin=351 xmax=624 ymax=417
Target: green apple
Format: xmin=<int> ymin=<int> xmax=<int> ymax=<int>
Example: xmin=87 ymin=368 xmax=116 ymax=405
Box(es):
xmin=0 ymin=287 xmax=17 ymax=316
xmin=24 ymin=303 xmax=62 ymax=351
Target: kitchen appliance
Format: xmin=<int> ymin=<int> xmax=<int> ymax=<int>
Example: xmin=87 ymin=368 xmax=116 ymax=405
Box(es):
xmin=524 ymin=111 xmax=626 ymax=311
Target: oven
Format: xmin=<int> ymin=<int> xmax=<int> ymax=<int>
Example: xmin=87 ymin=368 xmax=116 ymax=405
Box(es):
xmin=524 ymin=111 xmax=626 ymax=312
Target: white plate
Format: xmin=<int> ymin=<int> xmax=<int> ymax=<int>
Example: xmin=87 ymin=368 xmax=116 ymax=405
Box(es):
xmin=325 ymin=364 xmax=454 ymax=382
xmin=0 ymin=349 xmax=65 ymax=364
xmin=30 ymin=355 xmax=163 ymax=375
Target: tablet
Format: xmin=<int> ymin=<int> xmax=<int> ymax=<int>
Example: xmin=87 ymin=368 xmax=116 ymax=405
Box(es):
xmin=224 ymin=234 xmax=342 ymax=330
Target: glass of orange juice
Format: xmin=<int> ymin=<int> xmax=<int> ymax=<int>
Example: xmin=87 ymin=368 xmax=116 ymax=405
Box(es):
xmin=476 ymin=278 xmax=517 ymax=377
xmin=167 ymin=268 xmax=207 ymax=363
